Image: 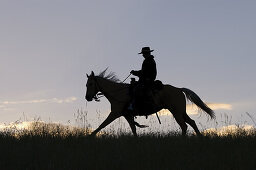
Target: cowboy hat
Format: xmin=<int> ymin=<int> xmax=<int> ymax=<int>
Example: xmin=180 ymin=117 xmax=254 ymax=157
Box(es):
xmin=138 ymin=47 xmax=154 ymax=54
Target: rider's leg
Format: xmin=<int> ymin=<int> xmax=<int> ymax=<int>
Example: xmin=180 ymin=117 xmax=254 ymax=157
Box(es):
xmin=128 ymin=84 xmax=143 ymax=111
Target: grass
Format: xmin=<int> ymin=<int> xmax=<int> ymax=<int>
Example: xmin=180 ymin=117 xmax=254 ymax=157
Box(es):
xmin=0 ymin=120 xmax=256 ymax=170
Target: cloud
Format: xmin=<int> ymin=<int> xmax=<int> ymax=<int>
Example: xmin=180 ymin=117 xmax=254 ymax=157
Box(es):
xmin=206 ymin=103 xmax=232 ymax=110
xmin=158 ymin=103 xmax=232 ymax=116
xmin=0 ymin=97 xmax=77 ymax=106
xmin=186 ymin=103 xmax=232 ymax=115
xmin=0 ymin=105 xmax=14 ymax=111
xmin=203 ymin=124 xmax=254 ymax=136
xmin=0 ymin=121 xmax=33 ymax=130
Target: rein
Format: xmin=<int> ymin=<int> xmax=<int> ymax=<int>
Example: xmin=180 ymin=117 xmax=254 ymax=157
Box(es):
xmin=122 ymin=73 xmax=131 ymax=83
xmin=93 ymin=75 xmax=131 ymax=103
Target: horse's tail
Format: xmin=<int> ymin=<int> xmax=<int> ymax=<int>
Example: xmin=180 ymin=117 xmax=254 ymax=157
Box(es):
xmin=181 ymin=88 xmax=215 ymax=119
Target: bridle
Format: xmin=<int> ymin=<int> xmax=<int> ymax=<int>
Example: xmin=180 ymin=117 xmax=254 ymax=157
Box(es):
xmin=92 ymin=78 xmax=103 ymax=102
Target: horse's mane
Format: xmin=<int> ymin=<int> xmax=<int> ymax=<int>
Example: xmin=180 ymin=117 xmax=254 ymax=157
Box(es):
xmin=97 ymin=68 xmax=121 ymax=83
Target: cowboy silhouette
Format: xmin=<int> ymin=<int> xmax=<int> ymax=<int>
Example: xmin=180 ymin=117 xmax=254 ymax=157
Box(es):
xmin=128 ymin=47 xmax=157 ymax=112
xmin=131 ymin=47 xmax=157 ymax=85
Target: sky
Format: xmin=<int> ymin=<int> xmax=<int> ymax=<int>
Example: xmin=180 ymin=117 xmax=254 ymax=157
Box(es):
xmin=0 ymin=0 xmax=256 ymax=132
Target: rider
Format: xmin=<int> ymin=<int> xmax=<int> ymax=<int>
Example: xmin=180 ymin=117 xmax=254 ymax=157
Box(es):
xmin=128 ymin=47 xmax=157 ymax=111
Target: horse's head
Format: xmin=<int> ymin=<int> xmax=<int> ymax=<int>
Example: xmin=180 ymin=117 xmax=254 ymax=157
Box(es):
xmin=85 ymin=71 xmax=99 ymax=101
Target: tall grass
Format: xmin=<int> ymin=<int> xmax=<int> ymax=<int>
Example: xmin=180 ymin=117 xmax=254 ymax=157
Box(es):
xmin=0 ymin=111 xmax=256 ymax=170
xmin=0 ymin=127 xmax=256 ymax=170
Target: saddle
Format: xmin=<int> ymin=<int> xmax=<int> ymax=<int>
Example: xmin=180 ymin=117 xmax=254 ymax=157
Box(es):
xmin=129 ymin=79 xmax=163 ymax=92
xmin=128 ymin=79 xmax=164 ymax=116
xmin=152 ymin=80 xmax=164 ymax=91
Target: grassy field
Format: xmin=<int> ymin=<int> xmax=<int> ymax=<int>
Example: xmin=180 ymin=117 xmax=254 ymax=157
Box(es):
xmin=0 ymin=121 xmax=256 ymax=170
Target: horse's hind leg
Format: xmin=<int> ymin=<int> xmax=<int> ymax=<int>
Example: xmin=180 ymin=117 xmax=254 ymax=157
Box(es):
xmin=183 ymin=113 xmax=201 ymax=136
xmin=170 ymin=109 xmax=188 ymax=136
xmin=124 ymin=115 xmax=137 ymax=137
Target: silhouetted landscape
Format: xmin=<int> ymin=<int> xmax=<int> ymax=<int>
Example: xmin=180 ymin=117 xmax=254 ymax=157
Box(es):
xmin=0 ymin=120 xmax=256 ymax=170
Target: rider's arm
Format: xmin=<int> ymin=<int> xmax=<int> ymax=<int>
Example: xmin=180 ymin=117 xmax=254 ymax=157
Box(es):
xmin=131 ymin=70 xmax=141 ymax=77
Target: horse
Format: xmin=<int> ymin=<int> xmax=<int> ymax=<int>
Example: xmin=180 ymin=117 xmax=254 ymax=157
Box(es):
xmin=85 ymin=70 xmax=215 ymax=137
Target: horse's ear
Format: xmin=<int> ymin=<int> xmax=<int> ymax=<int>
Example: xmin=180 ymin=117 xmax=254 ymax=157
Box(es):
xmin=86 ymin=74 xmax=89 ymax=78
xmin=91 ymin=71 xmax=95 ymax=77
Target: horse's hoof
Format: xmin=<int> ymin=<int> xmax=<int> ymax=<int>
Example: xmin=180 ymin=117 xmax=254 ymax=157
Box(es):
xmin=197 ymin=133 xmax=203 ymax=137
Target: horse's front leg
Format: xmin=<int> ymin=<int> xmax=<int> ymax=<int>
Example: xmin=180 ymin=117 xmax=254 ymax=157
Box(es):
xmin=90 ymin=112 xmax=121 ymax=136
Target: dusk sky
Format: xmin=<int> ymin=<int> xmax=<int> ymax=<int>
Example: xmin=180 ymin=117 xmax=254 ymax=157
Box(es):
xmin=1 ymin=1 xmax=255 ymax=131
